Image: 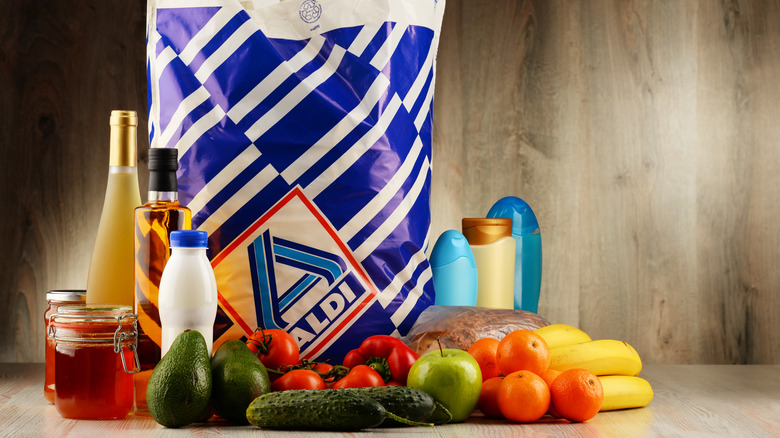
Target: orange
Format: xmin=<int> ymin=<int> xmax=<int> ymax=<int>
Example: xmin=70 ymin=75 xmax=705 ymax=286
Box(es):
xmin=550 ymin=368 xmax=604 ymax=422
xmin=541 ymin=368 xmax=563 ymax=417
xmin=477 ymin=377 xmax=504 ymax=418
xmin=496 ymin=329 xmax=550 ymax=376
xmin=467 ymin=338 xmax=502 ymax=381
xmin=496 ymin=370 xmax=550 ymax=423
xmin=541 ymin=368 xmax=562 ymax=388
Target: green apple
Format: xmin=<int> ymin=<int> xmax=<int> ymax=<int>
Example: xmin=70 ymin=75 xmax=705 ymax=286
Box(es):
xmin=407 ymin=347 xmax=482 ymax=423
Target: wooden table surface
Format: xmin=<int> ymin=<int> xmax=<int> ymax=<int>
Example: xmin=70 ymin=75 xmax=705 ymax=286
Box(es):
xmin=1 ymin=364 xmax=778 ymax=437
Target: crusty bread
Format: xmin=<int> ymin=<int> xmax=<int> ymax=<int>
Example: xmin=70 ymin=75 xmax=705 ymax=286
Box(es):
xmin=402 ymin=305 xmax=550 ymax=355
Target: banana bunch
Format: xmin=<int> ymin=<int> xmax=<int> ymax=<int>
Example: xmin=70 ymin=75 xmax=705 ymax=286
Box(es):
xmin=534 ymin=324 xmax=654 ymax=411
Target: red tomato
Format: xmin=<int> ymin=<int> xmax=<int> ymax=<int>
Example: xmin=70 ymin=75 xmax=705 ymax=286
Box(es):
xmin=248 ymin=328 xmax=300 ymax=372
xmin=312 ymin=363 xmax=333 ymax=374
xmin=331 ymin=365 xmax=385 ymax=389
xmin=271 ymin=369 xmax=326 ymax=391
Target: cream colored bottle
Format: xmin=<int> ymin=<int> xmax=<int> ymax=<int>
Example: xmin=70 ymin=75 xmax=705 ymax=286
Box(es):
xmin=86 ymin=111 xmax=143 ymax=307
xmin=462 ymin=218 xmax=516 ymax=309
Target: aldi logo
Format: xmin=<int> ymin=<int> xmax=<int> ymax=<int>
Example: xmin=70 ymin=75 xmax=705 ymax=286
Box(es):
xmin=211 ymin=187 xmax=380 ymax=359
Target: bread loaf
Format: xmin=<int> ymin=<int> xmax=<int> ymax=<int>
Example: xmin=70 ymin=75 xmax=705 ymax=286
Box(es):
xmin=402 ymin=305 xmax=550 ymax=355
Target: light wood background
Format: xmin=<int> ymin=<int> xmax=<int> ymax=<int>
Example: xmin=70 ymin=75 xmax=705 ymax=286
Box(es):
xmin=1 ymin=0 xmax=778 ymax=364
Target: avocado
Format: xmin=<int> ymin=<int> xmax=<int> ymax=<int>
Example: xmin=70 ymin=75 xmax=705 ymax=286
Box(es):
xmin=211 ymin=339 xmax=271 ymax=425
xmin=146 ymin=330 xmax=212 ymax=428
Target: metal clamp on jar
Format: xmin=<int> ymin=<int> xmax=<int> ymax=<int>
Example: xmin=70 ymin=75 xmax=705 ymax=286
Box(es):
xmin=48 ymin=304 xmax=140 ymax=420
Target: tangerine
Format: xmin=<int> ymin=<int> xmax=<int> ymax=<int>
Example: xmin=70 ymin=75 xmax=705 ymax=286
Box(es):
xmin=467 ymin=338 xmax=502 ymax=381
xmin=496 ymin=329 xmax=550 ymax=376
xmin=496 ymin=370 xmax=550 ymax=423
xmin=540 ymin=368 xmax=563 ymax=416
xmin=549 ymin=368 xmax=604 ymax=422
xmin=477 ymin=376 xmax=504 ymax=418
xmin=541 ymin=368 xmax=562 ymax=388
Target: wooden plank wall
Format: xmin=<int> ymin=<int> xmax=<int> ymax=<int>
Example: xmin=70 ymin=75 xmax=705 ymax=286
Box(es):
xmin=1 ymin=0 xmax=778 ymax=364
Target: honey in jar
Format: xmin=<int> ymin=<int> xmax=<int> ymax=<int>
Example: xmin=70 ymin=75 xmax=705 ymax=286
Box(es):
xmin=49 ymin=304 xmax=140 ymax=419
xmin=44 ymin=290 xmax=86 ymax=404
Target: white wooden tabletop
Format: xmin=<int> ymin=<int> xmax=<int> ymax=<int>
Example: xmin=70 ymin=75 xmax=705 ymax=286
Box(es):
xmin=1 ymin=363 xmax=778 ymax=437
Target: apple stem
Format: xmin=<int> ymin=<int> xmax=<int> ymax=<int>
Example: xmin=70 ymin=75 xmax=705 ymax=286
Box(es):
xmin=437 ymin=337 xmax=444 ymax=357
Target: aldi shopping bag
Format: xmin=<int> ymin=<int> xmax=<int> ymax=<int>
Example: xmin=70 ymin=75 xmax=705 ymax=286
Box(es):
xmin=146 ymin=0 xmax=445 ymax=361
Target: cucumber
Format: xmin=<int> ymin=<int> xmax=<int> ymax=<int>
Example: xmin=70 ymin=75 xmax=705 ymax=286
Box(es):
xmin=347 ymin=386 xmax=436 ymax=427
xmin=246 ymin=389 xmax=385 ymax=430
xmin=245 ymin=388 xmax=438 ymax=430
xmin=429 ymin=401 xmax=454 ymax=425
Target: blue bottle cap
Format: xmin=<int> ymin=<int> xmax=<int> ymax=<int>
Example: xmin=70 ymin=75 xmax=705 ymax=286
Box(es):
xmin=170 ymin=230 xmax=208 ymax=248
xmin=487 ymin=196 xmax=539 ymax=236
xmin=430 ymin=230 xmax=476 ymax=268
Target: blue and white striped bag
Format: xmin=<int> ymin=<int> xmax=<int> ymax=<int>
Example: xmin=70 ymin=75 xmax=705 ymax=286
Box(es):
xmin=146 ymin=0 xmax=445 ymax=361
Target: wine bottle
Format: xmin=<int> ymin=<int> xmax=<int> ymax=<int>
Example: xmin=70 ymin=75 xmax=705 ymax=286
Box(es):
xmin=133 ymin=147 xmax=191 ymax=414
xmin=86 ymin=110 xmax=142 ymax=307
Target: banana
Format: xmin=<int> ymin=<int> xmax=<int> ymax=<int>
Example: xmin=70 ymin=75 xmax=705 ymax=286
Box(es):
xmin=549 ymin=339 xmax=642 ymax=376
xmin=534 ymin=323 xmax=592 ymax=349
xmin=598 ymin=375 xmax=654 ymax=411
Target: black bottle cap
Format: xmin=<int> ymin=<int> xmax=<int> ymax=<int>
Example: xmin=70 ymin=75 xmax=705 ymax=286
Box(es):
xmin=148 ymin=147 xmax=179 ymax=192
xmin=148 ymin=147 xmax=179 ymax=171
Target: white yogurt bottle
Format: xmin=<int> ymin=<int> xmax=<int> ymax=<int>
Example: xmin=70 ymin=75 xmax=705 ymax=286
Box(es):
xmin=158 ymin=230 xmax=218 ymax=357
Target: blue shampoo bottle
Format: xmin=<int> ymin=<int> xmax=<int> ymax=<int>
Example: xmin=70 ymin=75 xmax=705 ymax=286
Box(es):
xmin=430 ymin=230 xmax=478 ymax=306
xmin=487 ymin=197 xmax=542 ymax=312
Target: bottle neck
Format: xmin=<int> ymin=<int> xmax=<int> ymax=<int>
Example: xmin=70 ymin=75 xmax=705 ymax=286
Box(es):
xmin=148 ymin=169 xmax=179 ymax=193
xmin=148 ymin=191 xmax=179 ymax=203
xmin=109 ymin=111 xmax=137 ymax=167
xmin=108 ymin=166 xmax=138 ymax=175
xmin=171 ymin=246 xmax=207 ymax=255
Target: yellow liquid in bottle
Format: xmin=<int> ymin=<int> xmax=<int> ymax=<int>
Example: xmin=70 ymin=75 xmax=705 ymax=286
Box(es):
xmin=133 ymin=200 xmax=190 ymax=414
xmin=86 ymin=169 xmax=142 ymax=306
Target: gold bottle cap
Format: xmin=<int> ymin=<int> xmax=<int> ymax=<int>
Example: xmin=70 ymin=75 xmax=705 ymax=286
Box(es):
xmin=110 ymin=110 xmax=138 ymax=127
xmin=462 ymin=218 xmax=513 ymax=245
xmin=109 ymin=110 xmax=138 ymax=167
